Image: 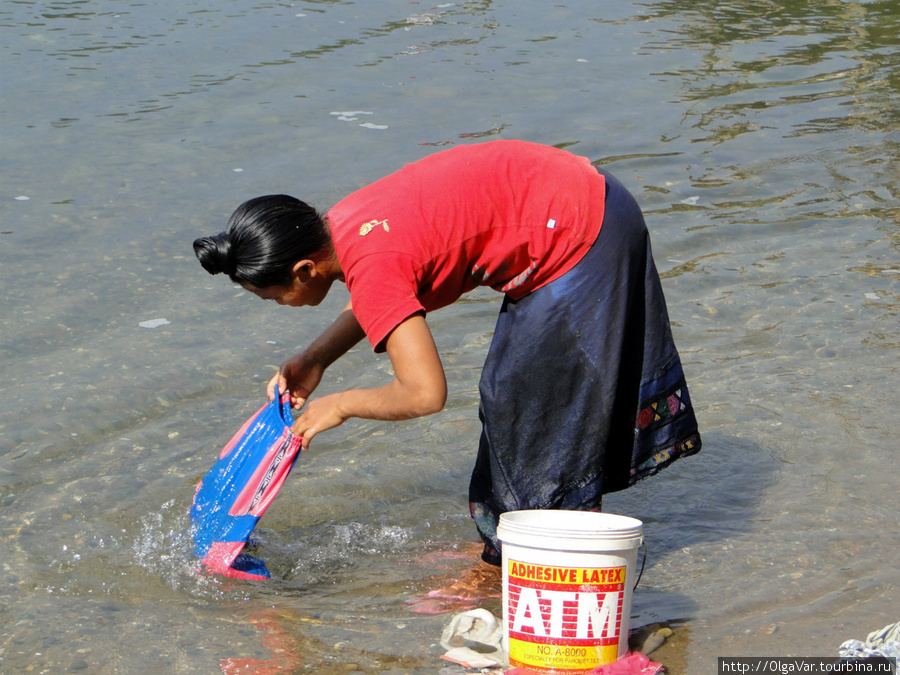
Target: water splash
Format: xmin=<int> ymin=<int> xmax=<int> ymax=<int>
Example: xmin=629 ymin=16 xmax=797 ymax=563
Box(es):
xmin=131 ymin=500 xmax=245 ymax=600
xmin=285 ymin=522 xmax=413 ymax=583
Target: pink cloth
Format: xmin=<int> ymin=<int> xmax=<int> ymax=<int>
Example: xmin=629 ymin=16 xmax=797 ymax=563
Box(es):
xmin=505 ymin=651 xmax=664 ymax=675
xmin=588 ymin=652 xmax=665 ymax=675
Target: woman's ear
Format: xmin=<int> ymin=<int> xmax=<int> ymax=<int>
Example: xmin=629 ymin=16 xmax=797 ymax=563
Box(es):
xmin=291 ymin=260 xmax=316 ymax=282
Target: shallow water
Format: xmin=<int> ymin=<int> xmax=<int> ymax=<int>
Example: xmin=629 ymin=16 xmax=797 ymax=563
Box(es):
xmin=1 ymin=0 xmax=898 ymax=672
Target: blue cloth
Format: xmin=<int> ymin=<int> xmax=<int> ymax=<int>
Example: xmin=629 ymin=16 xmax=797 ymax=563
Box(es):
xmin=469 ymin=168 xmax=701 ymax=564
xmin=190 ymin=390 xmax=302 ymax=580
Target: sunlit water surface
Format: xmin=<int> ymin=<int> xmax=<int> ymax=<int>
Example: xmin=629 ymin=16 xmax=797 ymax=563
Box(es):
xmin=1 ymin=0 xmax=898 ymax=672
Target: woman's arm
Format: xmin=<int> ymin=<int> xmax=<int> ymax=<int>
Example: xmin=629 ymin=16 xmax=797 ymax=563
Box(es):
xmin=288 ymin=313 xmax=447 ymax=449
xmin=267 ymin=300 xmax=366 ymax=409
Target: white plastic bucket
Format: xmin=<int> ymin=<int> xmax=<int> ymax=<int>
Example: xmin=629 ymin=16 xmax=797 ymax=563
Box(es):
xmin=496 ymin=510 xmax=643 ymax=674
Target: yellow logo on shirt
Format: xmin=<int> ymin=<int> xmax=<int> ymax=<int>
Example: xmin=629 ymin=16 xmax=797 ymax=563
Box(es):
xmin=359 ymin=219 xmax=390 ymax=236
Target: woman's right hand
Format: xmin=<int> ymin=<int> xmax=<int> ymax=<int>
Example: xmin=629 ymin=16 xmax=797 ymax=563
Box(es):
xmin=266 ymin=301 xmax=366 ymax=411
xmin=267 ymin=351 xmax=326 ymax=410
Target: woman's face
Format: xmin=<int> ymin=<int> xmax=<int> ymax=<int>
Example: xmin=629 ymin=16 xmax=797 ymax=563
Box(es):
xmin=243 ymin=260 xmax=335 ymax=307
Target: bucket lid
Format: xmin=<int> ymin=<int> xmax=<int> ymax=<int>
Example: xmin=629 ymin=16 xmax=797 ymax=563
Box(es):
xmin=497 ymin=510 xmax=643 ymax=552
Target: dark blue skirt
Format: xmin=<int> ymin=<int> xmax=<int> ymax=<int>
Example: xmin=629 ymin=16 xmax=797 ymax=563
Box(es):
xmin=469 ymin=169 xmax=702 ymax=564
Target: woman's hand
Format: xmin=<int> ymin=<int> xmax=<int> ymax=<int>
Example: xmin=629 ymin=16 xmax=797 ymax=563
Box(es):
xmin=289 ymin=313 xmax=447 ymax=450
xmin=267 ymin=352 xmax=325 ymax=410
xmin=266 ymin=301 xmax=366 ymax=409
xmin=289 ymin=392 xmax=346 ymax=450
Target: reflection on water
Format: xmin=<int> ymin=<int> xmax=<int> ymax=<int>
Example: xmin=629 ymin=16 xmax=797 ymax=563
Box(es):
xmin=1 ymin=0 xmax=898 ymax=672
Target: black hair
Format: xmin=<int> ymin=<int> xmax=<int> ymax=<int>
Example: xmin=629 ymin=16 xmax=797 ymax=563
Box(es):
xmin=193 ymin=195 xmax=330 ymax=288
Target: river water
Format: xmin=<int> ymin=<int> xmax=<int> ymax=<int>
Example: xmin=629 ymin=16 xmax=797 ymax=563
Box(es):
xmin=1 ymin=0 xmax=898 ymax=672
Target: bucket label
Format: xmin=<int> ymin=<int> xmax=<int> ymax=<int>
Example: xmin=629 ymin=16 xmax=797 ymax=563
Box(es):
xmin=506 ymin=559 xmax=626 ymax=673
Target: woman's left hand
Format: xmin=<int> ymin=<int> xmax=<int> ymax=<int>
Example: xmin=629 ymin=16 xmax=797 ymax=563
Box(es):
xmin=288 ymin=314 xmax=446 ymax=450
xmin=290 ymin=392 xmax=347 ymax=450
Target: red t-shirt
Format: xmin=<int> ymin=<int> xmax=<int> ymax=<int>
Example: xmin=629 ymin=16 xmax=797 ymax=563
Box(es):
xmin=327 ymin=140 xmax=606 ymax=351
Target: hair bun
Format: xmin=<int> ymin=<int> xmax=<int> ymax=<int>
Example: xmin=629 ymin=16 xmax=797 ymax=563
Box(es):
xmin=194 ymin=194 xmax=327 ymax=287
xmin=193 ymin=232 xmax=235 ymax=277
